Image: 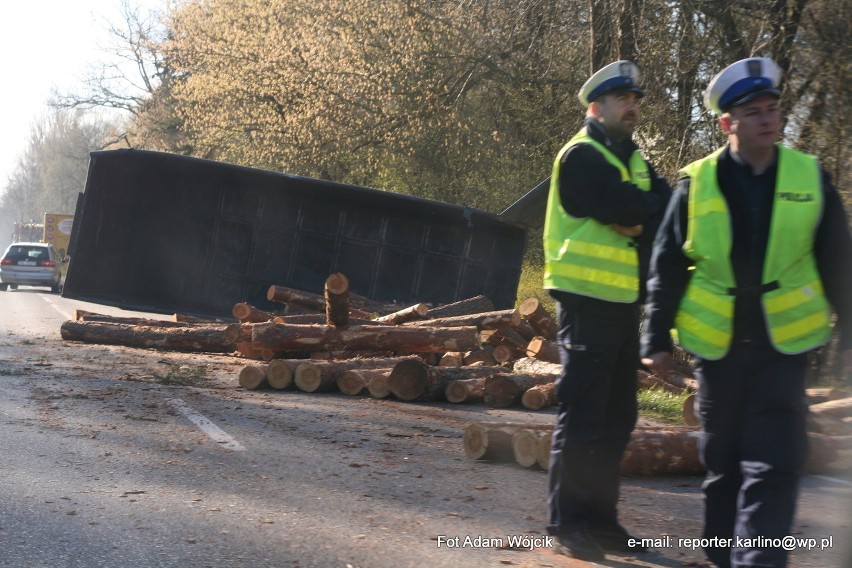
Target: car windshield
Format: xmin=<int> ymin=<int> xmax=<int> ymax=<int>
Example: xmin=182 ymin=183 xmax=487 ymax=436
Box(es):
xmin=5 ymin=246 xmax=49 ymax=261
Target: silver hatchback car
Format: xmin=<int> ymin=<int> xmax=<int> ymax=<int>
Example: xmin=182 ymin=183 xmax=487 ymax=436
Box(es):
xmin=0 ymin=242 xmax=63 ymax=293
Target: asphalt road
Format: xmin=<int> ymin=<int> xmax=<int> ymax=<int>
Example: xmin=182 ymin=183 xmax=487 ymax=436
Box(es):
xmin=0 ymin=286 xmax=849 ymax=568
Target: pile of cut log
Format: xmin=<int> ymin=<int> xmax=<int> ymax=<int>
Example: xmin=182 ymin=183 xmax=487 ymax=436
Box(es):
xmin=463 ymin=420 xmax=852 ymax=475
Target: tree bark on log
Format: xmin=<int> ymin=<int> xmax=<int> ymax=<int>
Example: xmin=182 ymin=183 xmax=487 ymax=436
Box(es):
xmin=521 ymin=382 xmax=558 ymax=410
xmin=267 ymin=283 xmax=391 ymax=314
xmin=238 ymin=365 xmax=268 ymax=390
xmin=324 ymin=273 xmax=350 ymax=327
xmin=293 ymin=357 xmax=419 ymax=393
xmin=445 ymin=378 xmax=487 ymax=404
xmin=512 ymin=357 xmax=563 ymax=376
xmin=73 ymin=310 xmax=199 ymax=328
xmin=463 ymin=422 xmax=553 ymax=461
xmin=525 ymin=337 xmax=560 ymax=364
xmin=484 ymin=373 xmax=557 ymax=408
xmin=463 ymin=348 xmax=497 ymax=366
xmin=250 ymin=322 xmax=479 ymax=354
xmin=60 ymin=320 xmax=237 ymax=353
xmin=518 ymin=297 xmax=558 ymax=340
xmin=337 ymin=368 xmax=393 ymax=396
xmin=387 ymin=360 xmax=509 ymax=401
xmin=232 ymin=303 xmax=276 ymax=323
xmin=427 ymin=295 xmax=494 ymax=318
xmin=404 ymin=309 xmax=521 ymax=330
xmin=374 ymin=304 xmax=429 ymax=325
xmin=480 ymin=328 xmax=529 ymax=362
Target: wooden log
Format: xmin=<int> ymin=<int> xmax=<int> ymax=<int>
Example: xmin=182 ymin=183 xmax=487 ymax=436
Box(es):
xmin=439 ymin=352 xmax=465 ymax=367
xmin=73 ymin=310 xmax=197 ymax=328
xmin=807 ymin=412 xmax=852 ymax=436
xmin=387 ymin=360 xmax=509 ymax=402
xmin=518 ymin=297 xmax=558 ymax=340
xmin=809 ymin=397 xmax=852 ymax=418
xmin=324 ymin=273 xmax=350 ymax=327
xmin=337 ymin=368 xmax=393 ymax=396
xmin=374 ymin=303 xmax=430 ymax=325
xmin=427 ymin=295 xmax=494 ymax=318
xmin=521 ymin=382 xmax=558 ymax=410
xmin=268 ymin=283 xmax=390 ymax=314
xmin=525 ymin=336 xmax=560 ymax=364
xmin=172 ymin=313 xmax=227 ymax=324
xmin=273 ymin=314 xmax=387 ymax=326
xmin=405 ymin=309 xmax=521 ymax=330
xmin=60 ymin=320 xmax=237 ymax=353
xmin=479 ymin=328 xmax=528 ymax=362
xmin=250 ymin=322 xmax=479 ymax=354
xmin=806 ymin=387 xmax=841 ymax=405
xmin=367 ymin=374 xmax=392 ymax=398
xmin=267 ymin=359 xmax=296 ymax=390
xmin=511 ymin=320 xmax=538 ymax=341
xmin=236 ymin=341 xmax=264 ymax=360
xmin=638 ymin=371 xmax=686 ymax=394
xmin=238 ymin=365 xmax=268 ymax=390
xmin=513 ymin=429 xmax=552 ymax=468
xmin=484 ymin=373 xmax=558 ymax=408
xmin=294 ymin=357 xmax=418 ymax=393
xmin=445 ymin=377 xmax=487 ymax=404
xmin=463 ymin=348 xmax=497 ymax=366
xmin=512 ymin=357 xmax=562 ymax=376
xmin=232 ymin=302 xmax=275 ymax=323
xmin=463 ymin=422 xmax=553 ymax=461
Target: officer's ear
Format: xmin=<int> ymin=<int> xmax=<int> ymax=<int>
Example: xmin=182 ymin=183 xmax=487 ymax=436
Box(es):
xmin=719 ymin=112 xmax=734 ymax=135
xmin=587 ymin=99 xmax=602 ymax=119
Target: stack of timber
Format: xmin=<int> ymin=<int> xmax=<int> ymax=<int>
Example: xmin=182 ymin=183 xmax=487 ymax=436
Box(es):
xmin=463 ymin=421 xmax=846 ymax=475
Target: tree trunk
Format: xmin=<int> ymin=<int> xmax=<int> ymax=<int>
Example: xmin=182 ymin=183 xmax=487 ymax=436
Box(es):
xmin=525 ymin=337 xmax=560 ymax=364
xmin=463 ymin=422 xmax=553 ymax=461
xmin=232 ymin=303 xmax=275 ymax=323
xmin=537 ymin=430 xmax=552 ymax=470
xmin=293 ymin=357 xmax=419 ymax=393
xmin=427 ymin=295 xmax=494 ymax=318
xmin=439 ymin=351 xmax=465 ymax=367
xmin=484 ymin=373 xmax=557 ymax=408
xmin=238 ymin=365 xmax=268 ymax=390
xmin=405 ymin=309 xmax=521 ymax=330
xmin=518 ymin=297 xmax=558 ymax=340
xmin=267 ymin=283 xmax=391 ymax=314
xmin=337 ymin=368 xmax=393 ymax=396
xmin=367 ymin=374 xmax=392 ymax=398
xmin=324 ymin=273 xmax=350 ymax=327
xmin=267 ymin=359 xmax=297 ymax=390
xmin=374 ymin=303 xmax=429 ymax=325
xmin=513 ymin=429 xmax=552 ymax=468
xmin=445 ymin=378 xmax=487 ymax=404
xmin=512 ymin=357 xmax=562 ymax=376
xmin=521 ymin=382 xmax=558 ymax=410
xmin=463 ymin=348 xmax=497 ymax=366
xmin=73 ymin=310 xmax=198 ymax=328
xmin=250 ymin=322 xmax=479 ymax=354
xmin=387 ymin=360 xmax=509 ymax=401
xmin=809 ymin=397 xmax=852 ymax=418
xmin=60 ymin=320 xmax=237 ymax=353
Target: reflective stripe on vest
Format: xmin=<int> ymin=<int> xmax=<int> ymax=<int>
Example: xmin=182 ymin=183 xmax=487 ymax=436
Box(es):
xmin=543 ymin=129 xmax=651 ymax=302
xmin=675 ymin=146 xmax=831 ymax=359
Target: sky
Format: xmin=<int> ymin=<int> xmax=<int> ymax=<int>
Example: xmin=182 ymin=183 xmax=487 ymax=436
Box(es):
xmin=0 ymin=0 xmax=164 ymax=187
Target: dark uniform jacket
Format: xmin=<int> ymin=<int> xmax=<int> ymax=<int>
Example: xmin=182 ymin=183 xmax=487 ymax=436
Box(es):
xmin=553 ymin=119 xmax=672 ymax=304
xmin=642 ymin=145 xmax=852 ymax=357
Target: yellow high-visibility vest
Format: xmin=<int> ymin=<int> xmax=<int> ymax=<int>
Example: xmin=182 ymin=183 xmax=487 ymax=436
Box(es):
xmin=543 ymin=128 xmax=651 ymax=302
xmin=675 ymin=145 xmax=832 ymax=359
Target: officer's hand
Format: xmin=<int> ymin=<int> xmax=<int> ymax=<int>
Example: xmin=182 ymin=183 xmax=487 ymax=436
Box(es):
xmin=642 ymin=351 xmax=674 ymax=377
xmin=614 ymin=224 xmax=643 ymax=237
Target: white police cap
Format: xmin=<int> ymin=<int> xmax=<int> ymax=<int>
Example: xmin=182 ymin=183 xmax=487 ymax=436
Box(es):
xmin=704 ymin=57 xmax=781 ymax=114
xmin=578 ymin=60 xmax=644 ymax=106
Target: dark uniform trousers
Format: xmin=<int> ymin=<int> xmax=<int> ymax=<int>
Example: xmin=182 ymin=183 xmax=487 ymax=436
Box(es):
xmin=547 ymin=292 xmax=639 ymax=535
xmin=695 ymin=341 xmax=809 ymax=568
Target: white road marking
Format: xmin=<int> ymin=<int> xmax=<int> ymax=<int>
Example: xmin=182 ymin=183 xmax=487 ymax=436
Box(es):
xmin=167 ymin=398 xmax=246 ymax=451
xmin=41 ymin=295 xmax=73 ymax=320
xmin=808 ymin=474 xmax=852 ymax=488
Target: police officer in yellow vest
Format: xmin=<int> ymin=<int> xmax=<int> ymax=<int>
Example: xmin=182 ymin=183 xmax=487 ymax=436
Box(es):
xmin=642 ymin=58 xmax=852 ymax=568
xmin=544 ymin=60 xmax=671 ymax=561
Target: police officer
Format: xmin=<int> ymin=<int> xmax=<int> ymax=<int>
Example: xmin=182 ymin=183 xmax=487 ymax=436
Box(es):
xmin=641 ymin=58 xmax=852 ymax=567
xmin=544 ymin=60 xmax=671 ymax=561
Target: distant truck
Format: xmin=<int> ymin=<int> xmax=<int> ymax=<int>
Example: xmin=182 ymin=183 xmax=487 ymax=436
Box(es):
xmin=11 ymin=214 xmax=74 ymax=259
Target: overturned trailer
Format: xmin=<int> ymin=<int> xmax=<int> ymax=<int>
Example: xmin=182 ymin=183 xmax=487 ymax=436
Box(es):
xmin=63 ymin=150 xmax=527 ymax=318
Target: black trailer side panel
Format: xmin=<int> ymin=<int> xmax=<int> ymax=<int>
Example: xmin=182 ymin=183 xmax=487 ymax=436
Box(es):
xmin=63 ymin=149 xmax=526 ymax=317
